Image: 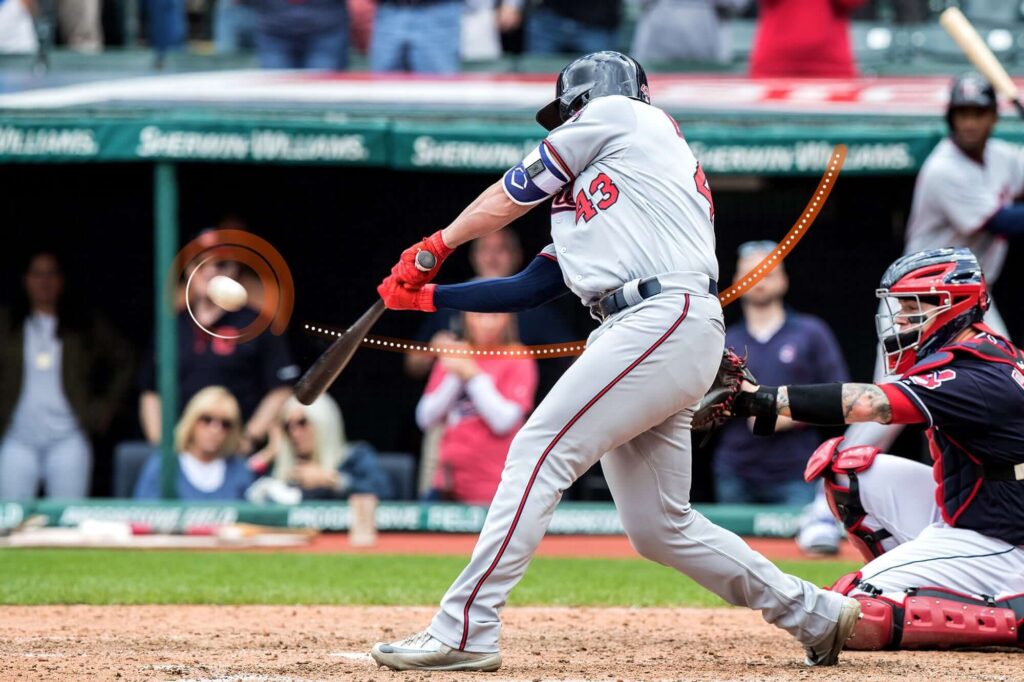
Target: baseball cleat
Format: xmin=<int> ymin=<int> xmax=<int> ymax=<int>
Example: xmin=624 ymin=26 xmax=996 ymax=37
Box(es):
xmin=804 ymin=597 xmax=862 ymax=667
xmin=370 ymin=630 xmax=502 ymax=672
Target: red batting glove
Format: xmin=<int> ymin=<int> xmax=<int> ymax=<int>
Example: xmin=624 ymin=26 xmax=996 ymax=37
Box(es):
xmin=391 ymin=230 xmax=453 ymax=288
xmin=377 ymin=276 xmax=437 ymax=312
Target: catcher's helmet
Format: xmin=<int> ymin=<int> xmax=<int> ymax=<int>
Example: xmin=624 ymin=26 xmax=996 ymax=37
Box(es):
xmin=875 ymin=247 xmax=989 ymax=375
xmin=946 ymin=72 xmax=997 ymax=127
xmin=535 ymin=51 xmax=650 ymax=131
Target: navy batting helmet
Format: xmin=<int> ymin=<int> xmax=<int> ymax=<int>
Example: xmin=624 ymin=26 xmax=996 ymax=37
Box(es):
xmin=536 ymin=51 xmax=650 ymax=131
xmin=946 ymin=72 xmax=997 ymax=126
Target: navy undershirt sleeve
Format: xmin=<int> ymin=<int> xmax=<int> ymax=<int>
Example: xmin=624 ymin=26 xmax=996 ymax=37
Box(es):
xmin=433 ymin=255 xmax=568 ymax=312
xmin=984 ymin=204 xmax=1024 ymax=237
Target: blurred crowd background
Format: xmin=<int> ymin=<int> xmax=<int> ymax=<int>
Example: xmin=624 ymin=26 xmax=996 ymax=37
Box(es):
xmin=1 ymin=0 xmax=1022 ymax=508
xmin=1 ymin=1 xmax=1022 ymax=73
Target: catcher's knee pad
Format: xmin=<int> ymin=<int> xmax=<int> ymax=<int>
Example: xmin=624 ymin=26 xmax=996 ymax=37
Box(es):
xmin=842 ymin=588 xmax=1024 ymax=651
xmin=804 ymin=437 xmax=890 ymax=561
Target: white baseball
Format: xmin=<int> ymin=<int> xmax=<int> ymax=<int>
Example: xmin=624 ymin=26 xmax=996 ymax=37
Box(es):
xmin=208 ymin=275 xmax=248 ymax=312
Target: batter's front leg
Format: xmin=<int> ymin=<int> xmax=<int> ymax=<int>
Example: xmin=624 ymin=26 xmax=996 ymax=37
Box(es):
xmin=602 ymin=411 xmax=847 ymax=649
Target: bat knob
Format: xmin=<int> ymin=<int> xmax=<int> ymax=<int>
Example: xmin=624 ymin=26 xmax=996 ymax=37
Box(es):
xmin=415 ymin=250 xmax=437 ymax=272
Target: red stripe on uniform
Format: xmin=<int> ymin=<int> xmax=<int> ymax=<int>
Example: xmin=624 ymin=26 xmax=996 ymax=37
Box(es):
xmin=458 ymin=294 xmax=692 ymax=650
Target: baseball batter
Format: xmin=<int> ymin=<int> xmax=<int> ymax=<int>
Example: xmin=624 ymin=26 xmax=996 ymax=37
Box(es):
xmin=725 ymin=247 xmax=1024 ymax=650
xmin=370 ymin=51 xmax=859 ymax=672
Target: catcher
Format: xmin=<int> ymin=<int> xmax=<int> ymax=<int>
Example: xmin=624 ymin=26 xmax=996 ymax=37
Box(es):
xmin=697 ymin=246 xmax=1024 ymax=651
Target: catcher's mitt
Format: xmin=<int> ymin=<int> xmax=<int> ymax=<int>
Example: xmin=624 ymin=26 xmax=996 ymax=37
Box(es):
xmin=692 ymin=348 xmax=758 ymax=432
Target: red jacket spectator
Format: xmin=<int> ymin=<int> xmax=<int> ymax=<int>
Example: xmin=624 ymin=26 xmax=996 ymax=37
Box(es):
xmin=750 ymin=0 xmax=866 ymax=78
xmin=416 ymin=312 xmax=537 ymax=505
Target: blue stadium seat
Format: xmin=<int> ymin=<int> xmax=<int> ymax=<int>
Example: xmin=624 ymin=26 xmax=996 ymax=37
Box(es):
xmin=376 ymin=452 xmax=417 ymax=501
xmin=113 ymin=440 xmax=157 ymax=498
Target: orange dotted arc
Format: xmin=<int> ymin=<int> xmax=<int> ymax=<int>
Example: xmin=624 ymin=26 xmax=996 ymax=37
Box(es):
xmin=717 ymin=144 xmax=847 ymax=306
xmin=305 ymin=144 xmax=847 ymax=359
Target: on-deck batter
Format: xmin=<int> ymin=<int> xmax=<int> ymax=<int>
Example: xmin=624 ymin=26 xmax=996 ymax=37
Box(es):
xmin=369 ymin=51 xmax=859 ymax=672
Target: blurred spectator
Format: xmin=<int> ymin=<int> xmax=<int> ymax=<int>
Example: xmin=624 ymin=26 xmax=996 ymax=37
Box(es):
xmin=250 ymin=394 xmax=392 ymax=500
xmin=416 ymin=311 xmax=537 ymax=505
xmin=500 ymin=0 xmax=619 ymax=55
xmin=632 ymin=0 xmax=750 ymax=64
xmin=0 ymin=251 xmax=134 ymax=500
xmin=145 ymin=0 xmax=187 ymax=56
xmin=712 ymin=241 xmax=849 ymax=506
xmin=370 ymin=0 xmax=461 ymax=74
xmin=406 ymin=229 xmax=572 ymax=496
xmin=213 ymin=0 xmax=258 ymax=53
xmin=134 ymin=386 xmax=254 ymax=499
xmin=0 ymin=0 xmax=38 ymax=54
xmin=463 ymin=0 xmax=501 ymax=62
xmin=749 ymin=0 xmax=866 ymax=77
xmin=138 ymin=256 xmax=298 ymax=455
xmin=348 ymin=0 xmax=374 ymax=54
xmin=252 ymin=0 xmax=349 ymax=69
xmin=57 ymin=0 xmax=102 ymax=51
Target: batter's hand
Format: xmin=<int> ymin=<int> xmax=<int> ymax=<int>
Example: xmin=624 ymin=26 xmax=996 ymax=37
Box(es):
xmin=391 ymin=230 xmax=453 ymax=288
xmin=378 ymin=276 xmax=437 ymax=312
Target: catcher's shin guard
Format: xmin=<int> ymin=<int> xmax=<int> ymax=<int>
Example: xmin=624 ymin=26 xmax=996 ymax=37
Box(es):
xmin=804 ymin=437 xmax=891 ymax=561
xmin=841 ymin=587 xmax=1024 ymax=651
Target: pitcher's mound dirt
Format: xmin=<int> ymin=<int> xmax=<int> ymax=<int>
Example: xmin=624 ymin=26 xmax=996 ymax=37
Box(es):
xmin=1 ymin=605 xmax=1019 ymax=681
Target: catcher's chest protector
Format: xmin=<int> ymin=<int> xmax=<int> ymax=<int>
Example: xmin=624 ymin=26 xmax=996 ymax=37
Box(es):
xmin=899 ymin=335 xmax=1024 ymax=546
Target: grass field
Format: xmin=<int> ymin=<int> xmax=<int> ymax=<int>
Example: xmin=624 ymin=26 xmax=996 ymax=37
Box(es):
xmin=0 ymin=549 xmax=857 ymax=606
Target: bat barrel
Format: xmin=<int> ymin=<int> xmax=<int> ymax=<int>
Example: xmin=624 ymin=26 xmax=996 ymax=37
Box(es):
xmin=294 ymin=300 xmax=387 ymax=405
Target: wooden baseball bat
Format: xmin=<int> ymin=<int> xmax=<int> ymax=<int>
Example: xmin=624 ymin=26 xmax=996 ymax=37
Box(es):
xmin=940 ymin=7 xmax=1024 ymax=118
xmin=294 ymin=249 xmax=437 ymax=405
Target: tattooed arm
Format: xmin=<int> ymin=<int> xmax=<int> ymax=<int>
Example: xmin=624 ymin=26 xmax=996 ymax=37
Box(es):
xmin=775 ymin=384 xmax=893 ymax=424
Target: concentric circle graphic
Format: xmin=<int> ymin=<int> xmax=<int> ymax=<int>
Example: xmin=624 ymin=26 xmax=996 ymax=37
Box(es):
xmin=170 ymin=229 xmax=294 ymax=343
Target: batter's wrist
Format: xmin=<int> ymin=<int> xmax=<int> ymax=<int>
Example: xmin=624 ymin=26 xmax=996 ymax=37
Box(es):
xmin=417 ymin=284 xmax=438 ymax=312
xmin=428 ymin=230 xmax=454 ymax=259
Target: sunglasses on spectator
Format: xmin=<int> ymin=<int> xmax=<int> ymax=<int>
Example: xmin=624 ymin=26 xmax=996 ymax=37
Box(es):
xmin=198 ymin=414 xmax=235 ymax=429
xmin=285 ymin=417 xmax=309 ymax=431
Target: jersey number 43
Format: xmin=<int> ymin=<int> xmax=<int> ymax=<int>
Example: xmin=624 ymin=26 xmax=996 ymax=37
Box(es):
xmin=575 ymin=172 xmax=620 ymax=224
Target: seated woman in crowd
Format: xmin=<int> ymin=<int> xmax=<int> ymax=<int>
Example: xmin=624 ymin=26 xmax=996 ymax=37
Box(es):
xmin=250 ymin=394 xmax=392 ymax=500
xmin=416 ymin=311 xmax=537 ymax=505
xmin=134 ymin=386 xmax=254 ymax=500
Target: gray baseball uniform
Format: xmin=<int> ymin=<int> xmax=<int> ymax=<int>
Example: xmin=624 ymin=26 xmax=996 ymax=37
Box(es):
xmin=426 ymin=95 xmax=846 ymax=653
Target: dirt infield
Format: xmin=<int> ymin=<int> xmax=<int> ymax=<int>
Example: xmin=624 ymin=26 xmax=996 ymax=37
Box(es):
xmin=2 ymin=605 xmax=1019 ymax=681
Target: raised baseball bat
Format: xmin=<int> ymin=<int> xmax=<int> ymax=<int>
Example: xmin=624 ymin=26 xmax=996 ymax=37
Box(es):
xmin=940 ymin=7 xmax=1024 ymax=119
xmin=294 ymin=249 xmax=437 ymax=405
